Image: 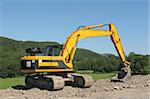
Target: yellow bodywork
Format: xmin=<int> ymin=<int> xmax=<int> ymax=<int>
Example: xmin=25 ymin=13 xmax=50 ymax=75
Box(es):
xmin=38 ymin=62 xmax=58 ymax=67
xmin=21 ymin=69 xmax=73 ymax=73
xmin=21 ymin=23 xmax=130 ymax=73
xmin=21 ymin=55 xmax=73 ymax=69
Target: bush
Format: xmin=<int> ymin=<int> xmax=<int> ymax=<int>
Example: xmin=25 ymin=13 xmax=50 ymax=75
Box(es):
xmin=128 ymin=52 xmax=150 ymax=75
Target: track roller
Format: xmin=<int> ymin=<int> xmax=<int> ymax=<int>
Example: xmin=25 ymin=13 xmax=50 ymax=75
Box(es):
xmin=25 ymin=75 xmax=35 ymax=88
xmin=71 ymin=74 xmax=93 ymax=88
xmin=45 ymin=76 xmax=65 ymax=90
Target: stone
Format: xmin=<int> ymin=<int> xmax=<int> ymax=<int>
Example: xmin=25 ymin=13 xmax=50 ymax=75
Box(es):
xmin=104 ymin=87 xmax=109 ymax=91
xmin=113 ymin=86 xmax=120 ymax=90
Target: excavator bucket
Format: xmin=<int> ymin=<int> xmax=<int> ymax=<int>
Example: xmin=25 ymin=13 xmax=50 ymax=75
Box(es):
xmin=111 ymin=67 xmax=131 ymax=82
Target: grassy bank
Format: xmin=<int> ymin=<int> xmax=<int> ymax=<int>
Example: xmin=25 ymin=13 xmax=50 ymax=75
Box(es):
xmin=0 ymin=77 xmax=25 ymax=89
xmin=77 ymin=71 xmax=116 ymax=80
xmin=0 ymin=72 xmax=116 ymax=89
xmin=88 ymin=72 xmax=116 ymax=80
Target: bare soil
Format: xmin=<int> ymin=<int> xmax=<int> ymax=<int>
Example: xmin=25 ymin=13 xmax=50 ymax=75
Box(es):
xmin=0 ymin=75 xmax=150 ymax=99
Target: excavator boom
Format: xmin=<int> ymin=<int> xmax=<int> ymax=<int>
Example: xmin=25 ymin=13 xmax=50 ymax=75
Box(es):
xmin=61 ymin=23 xmax=130 ymax=66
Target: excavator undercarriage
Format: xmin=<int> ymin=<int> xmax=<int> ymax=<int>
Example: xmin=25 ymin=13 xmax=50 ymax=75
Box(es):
xmin=25 ymin=73 xmax=93 ymax=90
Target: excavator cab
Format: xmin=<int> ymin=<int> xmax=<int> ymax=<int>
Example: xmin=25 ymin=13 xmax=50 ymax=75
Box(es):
xmin=25 ymin=45 xmax=62 ymax=56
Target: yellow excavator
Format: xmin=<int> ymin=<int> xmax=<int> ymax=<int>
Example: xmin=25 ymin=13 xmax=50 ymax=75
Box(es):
xmin=21 ymin=23 xmax=131 ymax=90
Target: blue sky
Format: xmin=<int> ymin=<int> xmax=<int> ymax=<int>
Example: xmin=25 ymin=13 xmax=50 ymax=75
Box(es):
xmin=0 ymin=0 xmax=149 ymax=55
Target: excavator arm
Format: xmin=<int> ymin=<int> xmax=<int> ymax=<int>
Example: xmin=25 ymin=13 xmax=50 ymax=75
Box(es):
xmin=60 ymin=23 xmax=131 ymax=81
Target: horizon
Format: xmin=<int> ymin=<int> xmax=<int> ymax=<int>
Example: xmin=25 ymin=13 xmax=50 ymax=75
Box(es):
xmin=0 ymin=0 xmax=149 ymax=55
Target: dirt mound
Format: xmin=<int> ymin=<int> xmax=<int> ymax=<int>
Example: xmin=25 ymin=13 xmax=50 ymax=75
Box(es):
xmin=0 ymin=75 xmax=150 ymax=99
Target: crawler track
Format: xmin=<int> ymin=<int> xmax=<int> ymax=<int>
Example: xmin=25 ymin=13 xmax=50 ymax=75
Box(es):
xmin=25 ymin=75 xmax=64 ymax=90
xmin=25 ymin=73 xmax=93 ymax=90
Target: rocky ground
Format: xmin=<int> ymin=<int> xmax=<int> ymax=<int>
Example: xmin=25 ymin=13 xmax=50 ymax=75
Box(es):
xmin=0 ymin=75 xmax=150 ymax=99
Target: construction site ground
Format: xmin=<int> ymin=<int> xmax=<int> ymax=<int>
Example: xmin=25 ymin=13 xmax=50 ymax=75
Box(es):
xmin=0 ymin=74 xmax=150 ymax=99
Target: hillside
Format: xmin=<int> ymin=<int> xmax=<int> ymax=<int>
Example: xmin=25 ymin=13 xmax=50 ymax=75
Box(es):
xmin=0 ymin=37 xmax=59 ymax=77
xmin=0 ymin=36 xmax=149 ymax=77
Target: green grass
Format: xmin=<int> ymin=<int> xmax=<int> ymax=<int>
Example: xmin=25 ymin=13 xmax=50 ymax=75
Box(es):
xmin=77 ymin=70 xmax=94 ymax=74
xmin=0 ymin=72 xmax=116 ymax=89
xmin=0 ymin=76 xmax=25 ymax=89
xmin=77 ymin=70 xmax=116 ymax=80
xmin=88 ymin=72 xmax=116 ymax=80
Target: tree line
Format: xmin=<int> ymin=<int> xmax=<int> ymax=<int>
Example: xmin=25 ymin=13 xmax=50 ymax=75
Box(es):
xmin=74 ymin=50 xmax=150 ymax=75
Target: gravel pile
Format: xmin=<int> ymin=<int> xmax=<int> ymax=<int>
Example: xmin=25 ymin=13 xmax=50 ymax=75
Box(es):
xmin=0 ymin=75 xmax=150 ymax=99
